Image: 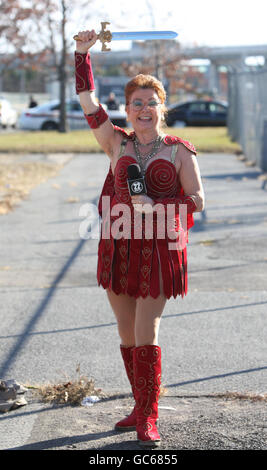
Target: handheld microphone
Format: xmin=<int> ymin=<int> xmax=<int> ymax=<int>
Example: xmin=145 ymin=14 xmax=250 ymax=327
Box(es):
xmin=127 ymin=163 xmax=147 ymax=196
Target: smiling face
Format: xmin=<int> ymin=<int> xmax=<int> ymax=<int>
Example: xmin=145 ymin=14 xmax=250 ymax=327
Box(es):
xmin=126 ymin=88 xmax=163 ymax=135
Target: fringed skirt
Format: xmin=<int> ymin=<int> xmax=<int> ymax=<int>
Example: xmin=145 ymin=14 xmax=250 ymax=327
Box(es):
xmin=97 ymin=223 xmax=188 ymax=299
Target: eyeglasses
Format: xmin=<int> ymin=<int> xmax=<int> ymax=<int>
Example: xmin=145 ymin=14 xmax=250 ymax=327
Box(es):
xmin=129 ymin=99 xmax=161 ymax=110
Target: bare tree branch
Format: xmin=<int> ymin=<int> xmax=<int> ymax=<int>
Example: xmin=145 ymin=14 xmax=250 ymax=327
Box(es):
xmin=0 ymin=0 xmax=95 ymax=132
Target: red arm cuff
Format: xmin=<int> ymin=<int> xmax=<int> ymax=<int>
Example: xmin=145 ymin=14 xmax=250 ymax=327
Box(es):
xmin=75 ymin=51 xmax=95 ymax=94
xmin=153 ymin=195 xmax=197 ymax=232
xmin=84 ymin=104 xmax=109 ymax=129
xmin=154 ymin=194 xmax=197 ymax=214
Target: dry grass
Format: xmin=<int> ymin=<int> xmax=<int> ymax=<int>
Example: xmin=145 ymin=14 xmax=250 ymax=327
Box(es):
xmin=159 ymin=385 xmax=168 ymax=398
xmin=165 ymin=126 xmax=242 ymax=154
xmin=27 ymin=362 xmax=167 ymax=407
xmin=214 ymin=391 xmax=267 ymax=403
xmin=0 ymin=155 xmax=63 ymax=215
xmin=0 ymin=127 xmax=241 ymax=154
xmin=0 ymin=130 xmax=99 ymax=154
xmin=31 ymin=364 xmax=105 ymax=406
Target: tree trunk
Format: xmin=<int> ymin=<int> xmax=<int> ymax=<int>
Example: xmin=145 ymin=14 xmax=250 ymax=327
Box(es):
xmin=58 ymin=0 xmax=69 ymax=133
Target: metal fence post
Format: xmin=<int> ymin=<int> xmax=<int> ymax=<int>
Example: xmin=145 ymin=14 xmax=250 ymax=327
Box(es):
xmin=261 ymin=120 xmax=267 ymax=172
xmin=227 ymin=67 xmax=267 ymax=171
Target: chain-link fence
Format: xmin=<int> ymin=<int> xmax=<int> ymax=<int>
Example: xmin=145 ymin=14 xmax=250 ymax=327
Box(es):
xmin=227 ymin=67 xmax=267 ymax=172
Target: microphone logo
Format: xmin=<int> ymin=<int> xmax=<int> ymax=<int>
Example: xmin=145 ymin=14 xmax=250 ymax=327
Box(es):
xmin=127 ymin=163 xmax=147 ymax=196
xmin=130 ymin=181 xmax=144 ymax=194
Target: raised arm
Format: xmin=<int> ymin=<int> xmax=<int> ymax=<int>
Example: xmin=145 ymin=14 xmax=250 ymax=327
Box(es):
xmin=74 ymin=30 xmax=121 ymax=158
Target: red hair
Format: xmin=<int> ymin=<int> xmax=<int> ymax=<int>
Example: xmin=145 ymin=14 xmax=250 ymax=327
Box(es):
xmin=124 ymin=74 xmax=166 ymax=105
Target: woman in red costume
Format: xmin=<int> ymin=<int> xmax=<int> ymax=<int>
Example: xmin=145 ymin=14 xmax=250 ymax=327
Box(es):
xmin=75 ymin=30 xmax=205 ymax=448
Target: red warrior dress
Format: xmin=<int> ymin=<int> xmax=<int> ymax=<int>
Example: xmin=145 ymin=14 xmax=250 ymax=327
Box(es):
xmin=97 ymin=128 xmax=197 ymax=299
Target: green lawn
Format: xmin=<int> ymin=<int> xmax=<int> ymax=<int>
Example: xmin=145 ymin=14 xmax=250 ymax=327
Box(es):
xmin=0 ymin=127 xmax=241 ymax=154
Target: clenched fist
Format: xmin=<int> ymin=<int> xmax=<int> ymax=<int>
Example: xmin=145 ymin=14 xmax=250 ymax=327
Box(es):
xmin=75 ymin=30 xmax=98 ymax=53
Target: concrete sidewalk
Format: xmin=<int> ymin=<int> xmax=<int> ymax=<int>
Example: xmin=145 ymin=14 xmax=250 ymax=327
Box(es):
xmin=0 ymin=150 xmax=267 ymax=450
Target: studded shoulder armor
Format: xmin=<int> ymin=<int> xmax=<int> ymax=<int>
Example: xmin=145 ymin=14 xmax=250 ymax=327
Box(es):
xmin=163 ymin=135 xmax=197 ymax=155
xmin=114 ymin=125 xmax=135 ymax=140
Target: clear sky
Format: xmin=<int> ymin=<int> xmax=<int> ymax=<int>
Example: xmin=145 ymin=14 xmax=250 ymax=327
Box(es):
xmin=85 ymin=0 xmax=267 ymax=51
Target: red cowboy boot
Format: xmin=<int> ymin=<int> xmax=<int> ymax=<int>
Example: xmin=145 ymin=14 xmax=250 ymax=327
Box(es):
xmin=115 ymin=345 xmax=137 ymax=431
xmin=133 ymin=345 xmax=161 ymax=447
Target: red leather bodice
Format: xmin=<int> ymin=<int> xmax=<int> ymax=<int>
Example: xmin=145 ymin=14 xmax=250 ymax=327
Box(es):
xmin=113 ymin=155 xmax=181 ymax=205
xmin=98 ymin=130 xmax=197 ymax=217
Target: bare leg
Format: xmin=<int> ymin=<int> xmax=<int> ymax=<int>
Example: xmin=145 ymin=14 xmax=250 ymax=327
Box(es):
xmin=135 ymin=265 xmax=167 ymax=346
xmin=135 ymin=294 xmax=167 ymax=346
xmin=106 ymin=288 xmax=136 ymax=346
xmin=107 ymin=266 xmax=167 ymax=346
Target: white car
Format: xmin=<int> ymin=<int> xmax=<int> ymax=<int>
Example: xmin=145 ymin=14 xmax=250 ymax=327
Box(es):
xmin=0 ymin=98 xmax=18 ymax=128
xmin=18 ymin=99 xmax=127 ymax=130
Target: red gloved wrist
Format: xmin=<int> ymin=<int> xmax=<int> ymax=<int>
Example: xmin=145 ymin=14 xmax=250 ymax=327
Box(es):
xmin=74 ymin=51 xmax=95 ymax=94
